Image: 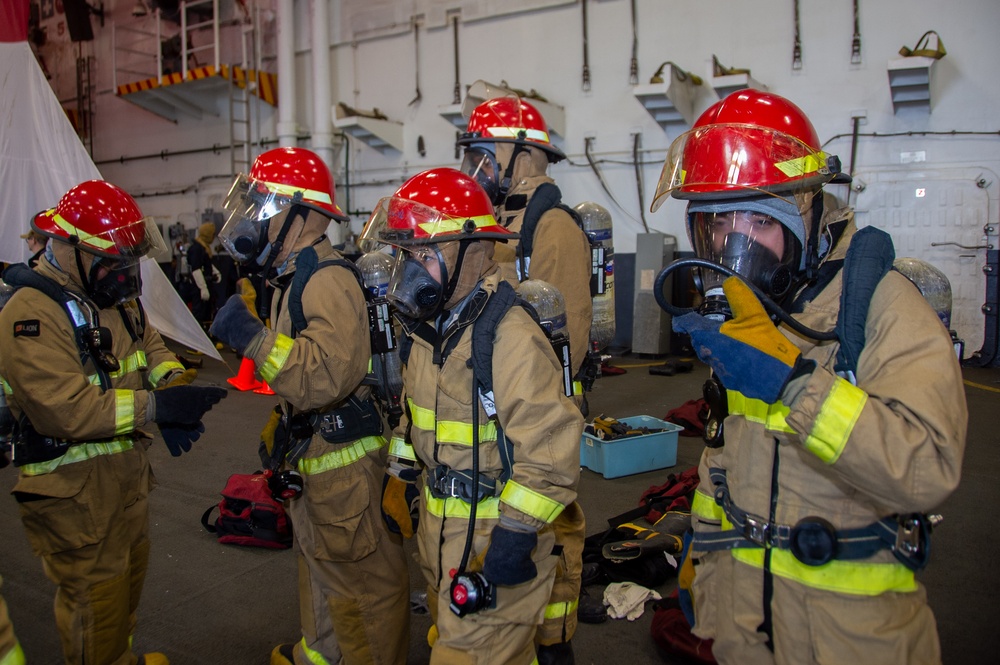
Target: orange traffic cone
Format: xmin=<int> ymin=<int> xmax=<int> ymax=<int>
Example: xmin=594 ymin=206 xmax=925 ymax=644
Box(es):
xmin=227 ymin=357 xmax=262 ymax=391
xmin=254 ymin=381 xmax=275 ymax=396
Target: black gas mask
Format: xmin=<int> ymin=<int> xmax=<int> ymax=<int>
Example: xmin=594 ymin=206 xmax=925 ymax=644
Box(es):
xmin=81 ymin=253 xmax=142 ymax=309
xmin=386 ymin=245 xmax=449 ymax=322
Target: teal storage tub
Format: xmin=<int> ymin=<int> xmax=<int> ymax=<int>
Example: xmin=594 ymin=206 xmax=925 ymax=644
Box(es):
xmin=580 ymin=415 xmax=683 ymax=479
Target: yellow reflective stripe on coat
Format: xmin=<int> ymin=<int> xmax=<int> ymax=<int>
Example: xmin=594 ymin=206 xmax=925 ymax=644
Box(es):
xmin=296 ymin=436 xmax=385 ymax=476
xmin=544 ymin=597 xmax=578 ymax=620
xmin=297 ymin=636 xmax=332 ymax=665
xmin=149 ymin=359 xmax=184 ymax=386
xmin=406 ymin=397 xmax=497 ymax=445
xmin=260 ymin=333 xmax=293 ymax=383
xmin=730 ymin=547 xmax=916 ymax=596
xmin=691 ymin=488 xmax=724 ymax=521
xmin=0 ymin=641 xmax=25 ymax=665
xmin=803 ymin=377 xmax=867 ymax=464
xmin=114 ymin=389 xmax=136 ymax=434
xmin=389 ymin=435 xmax=417 ymax=462
xmin=774 ymin=151 xmax=827 ymax=178
xmin=500 ymin=480 xmax=565 ymax=524
xmin=19 ymin=437 xmax=136 ymax=476
xmin=422 ymin=484 xmax=501 ymax=519
xmin=108 ymin=350 xmax=148 ymax=380
xmin=727 ymin=392 xmax=795 ymax=433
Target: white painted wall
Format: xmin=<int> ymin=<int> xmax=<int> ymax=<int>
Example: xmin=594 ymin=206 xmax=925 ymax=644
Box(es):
xmin=32 ymin=0 xmax=1000 ymax=350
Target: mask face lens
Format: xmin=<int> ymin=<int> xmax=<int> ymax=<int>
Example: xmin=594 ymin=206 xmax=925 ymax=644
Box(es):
xmin=691 ymin=211 xmax=793 ymax=296
xmin=219 ymin=175 xmax=291 ymax=263
xmin=460 ymin=149 xmax=499 ymax=204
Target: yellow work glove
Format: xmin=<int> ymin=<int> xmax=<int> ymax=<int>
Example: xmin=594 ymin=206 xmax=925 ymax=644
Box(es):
xmin=381 ymin=474 xmax=419 ymax=539
xmin=673 ymin=276 xmax=812 ymax=403
xmin=237 ymin=278 xmax=260 ymax=320
xmin=162 ymin=368 xmax=198 ymax=388
xmin=260 ymin=406 xmax=282 ymax=457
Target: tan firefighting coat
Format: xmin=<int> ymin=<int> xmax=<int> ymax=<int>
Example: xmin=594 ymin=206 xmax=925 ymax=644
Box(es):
xmin=0 ymin=256 xmax=183 ymax=664
xmin=246 ymin=240 xmax=409 ymax=665
xmin=689 ymin=212 xmax=967 ymax=665
xmin=388 ymin=271 xmax=583 ymax=662
xmin=495 ymin=175 xmax=593 ymax=379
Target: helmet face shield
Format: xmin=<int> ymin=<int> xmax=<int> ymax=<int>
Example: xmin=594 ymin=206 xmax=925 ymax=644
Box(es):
xmin=691 ymin=210 xmax=797 ymax=299
xmin=363 ymin=195 xmax=510 ymax=250
xmin=652 ymin=124 xmax=834 ymax=212
xmin=34 ymin=209 xmax=165 ymax=263
xmin=218 ymin=174 xmax=294 ymax=263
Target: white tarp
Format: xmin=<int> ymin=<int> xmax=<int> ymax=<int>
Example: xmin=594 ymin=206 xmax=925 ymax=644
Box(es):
xmin=0 ymin=41 xmax=221 ymax=360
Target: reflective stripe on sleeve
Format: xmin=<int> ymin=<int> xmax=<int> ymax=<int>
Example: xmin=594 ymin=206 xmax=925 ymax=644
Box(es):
xmin=802 ymin=377 xmax=867 ymax=464
xmin=148 ymin=358 xmax=183 ymax=385
xmin=0 ymin=641 xmax=25 ymax=665
xmin=389 ymin=435 xmax=417 ymax=462
xmin=500 ymin=480 xmax=565 ymax=524
xmin=727 ymin=392 xmax=795 ymax=433
xmin=296 ymin=436 xmax=385 ymax=476
xmin=115 ymin=389 xmax=135 ymax=435
xmin=423 ymin=484 xmax=501 ymax=519
xmin=259 ymin=333 xmax=293 ymax=383
xmin=108 ymin=350 xmax=148 ymax=380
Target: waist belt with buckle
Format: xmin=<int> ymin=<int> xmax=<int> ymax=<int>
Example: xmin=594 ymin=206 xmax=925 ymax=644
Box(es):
xmin=428 ymin=466 xmax=502 ymax=503
xmin=693 ymin=467 xmax=937 ymax=571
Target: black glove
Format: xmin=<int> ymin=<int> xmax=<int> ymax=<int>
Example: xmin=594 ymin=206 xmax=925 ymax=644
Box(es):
xmin=161 ymin=422 xmax=205 ymax=457
xmin=210 ymin=290 xmax=264 ymax=354
xmin=482 ymin=524 xmax=538 ymax=586
xmin=152 ymin=385 xmax=228 ymax=425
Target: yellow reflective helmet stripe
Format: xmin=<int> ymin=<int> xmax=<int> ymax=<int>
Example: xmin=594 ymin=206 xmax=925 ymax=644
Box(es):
xmin=500 ymin=480 xmax=565 ymax=524
xmin=486 ymin=126 xmax=550 ymax=144
xmin=296 ymin=436 xmax=385 ymax=476
xmin=265 ymin=182 xmax=334 ymax=206
xmin=423 ymin=484 xmax=501 ymax=519
xmin=803 ymin=377 xmax=867 ymax=464
xmin=149 ymin=358 xmax=184 ymax=386
xmin=19 ymin=437 xmax=135 ymax=476
xmin=773 ymin=151 xmax=827 ymax=178
xmin=730 ymin=547 xmax=916 ymax=596
xmin=114 ymin=389 xmax=135 ymax=435
xmin=417 ymin=214 xmax=497 ymax=236
xmin=544 ymin=597 xmax=579 ymax=620
xmin=46 ymin=210 xmax=116 ymax=250
xmin=727 ymin=391 xmax=795 ymax=433
xmin=389 ymin=435 xmax=417 ymax=462
xmin=260 ymin=333 xmax=293 ymax=383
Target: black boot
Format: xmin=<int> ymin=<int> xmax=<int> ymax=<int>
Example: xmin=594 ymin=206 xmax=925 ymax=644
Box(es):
xmin=537 ymin=640 xmax=575 ymax=665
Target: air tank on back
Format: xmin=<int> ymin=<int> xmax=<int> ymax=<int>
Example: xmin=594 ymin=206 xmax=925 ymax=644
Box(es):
xmin=355 ymin=250 xmax=404 ymax=411
xmin=575 ymin=201 xmax=616 ymax=352
xmin=517 ymin=279 xmax=573 ymax=397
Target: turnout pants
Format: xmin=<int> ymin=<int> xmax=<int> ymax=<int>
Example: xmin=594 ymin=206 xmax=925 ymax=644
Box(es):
xmin=535 ymin=501 xmax=585 ymax=646
xmin=285 ymin=441 xmax=409 ymax=665
xmin=419 ymin=488 xmax=558 ymax=665
xmin=14 ymin=447 xmax=152 ymax=665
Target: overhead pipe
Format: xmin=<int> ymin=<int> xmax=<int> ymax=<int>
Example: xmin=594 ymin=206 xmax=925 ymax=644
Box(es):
xmin=276 ymin=0 xmax=296 ymax=147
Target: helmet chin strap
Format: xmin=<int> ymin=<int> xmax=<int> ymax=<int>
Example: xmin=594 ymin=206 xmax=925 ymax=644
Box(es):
xmin=496 ymin=140 xmax=528 ymax=207
xmin=441 ymin=241 xmax=472 ymax=310
xmin=805 ymin=193 xmax=824 ymax=281
xmin=254 ymin=203 xmax=309 ymax=317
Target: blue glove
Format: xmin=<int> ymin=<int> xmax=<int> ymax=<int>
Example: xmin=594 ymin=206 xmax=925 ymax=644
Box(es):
xmin=161 ymin=422 xmax=205 ymax=457
xmin=482 ymin=525 xmax=538 ymax=586
xmin=673 ymin=277 xmax=811 ymax=403
xmin=210 ymin=293 xmax=265 ymax=354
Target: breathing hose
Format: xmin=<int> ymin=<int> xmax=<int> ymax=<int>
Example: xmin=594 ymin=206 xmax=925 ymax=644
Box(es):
xmin=652 ymin=258 xmax=838 ymax=341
